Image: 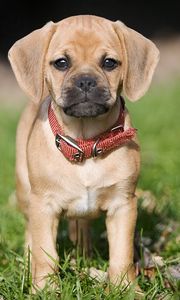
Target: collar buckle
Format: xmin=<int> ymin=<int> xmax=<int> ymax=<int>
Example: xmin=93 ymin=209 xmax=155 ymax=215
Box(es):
xmin=92 ymin=138 xmax=103 ymax=157
xmin=55 ymin=134 xmax=84 ymax=162
xmin=111 ymin=124 xmax=124 ymax=132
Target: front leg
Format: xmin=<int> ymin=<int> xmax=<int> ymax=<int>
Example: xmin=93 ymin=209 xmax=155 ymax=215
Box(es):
xmin=106 ymin=195 xmax=137 ymax=286
xmin=29 ymin=193 xmax=59 ymax=290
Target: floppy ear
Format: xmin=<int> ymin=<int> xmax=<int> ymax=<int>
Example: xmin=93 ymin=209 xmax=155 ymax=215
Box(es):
xmin=8 ymin=21 xmax=56 ymax=103
xmin=114 ymin=21 xmax=160 ymax=101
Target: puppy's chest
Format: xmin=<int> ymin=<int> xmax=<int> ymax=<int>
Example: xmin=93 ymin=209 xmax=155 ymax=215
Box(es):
xmin=60 ymin=159 xmax=121 ymax=217
xmin=66 ymin=186 xmax=101 ymax=218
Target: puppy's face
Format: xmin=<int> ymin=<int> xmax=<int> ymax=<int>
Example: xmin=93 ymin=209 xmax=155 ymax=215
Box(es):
xmin=8 ymin=15 xmax=159 ymax=113
xmin=45 ymin=17 xmax=123 ymax=117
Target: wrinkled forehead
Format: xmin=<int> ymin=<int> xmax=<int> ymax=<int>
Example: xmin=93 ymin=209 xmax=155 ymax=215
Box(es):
xmin=48 ymin=15 xmax=121 ymax=59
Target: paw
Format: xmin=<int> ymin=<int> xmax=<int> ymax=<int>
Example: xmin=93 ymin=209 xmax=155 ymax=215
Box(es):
xmin=108 ymin=265 xmax=136 ymax=286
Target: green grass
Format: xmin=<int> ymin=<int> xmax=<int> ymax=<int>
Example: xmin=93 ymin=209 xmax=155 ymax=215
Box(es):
xmin=127 ymin=80 xmax=180 ymax=220
xmin=0 ymin=81 xmax=180 ymax=299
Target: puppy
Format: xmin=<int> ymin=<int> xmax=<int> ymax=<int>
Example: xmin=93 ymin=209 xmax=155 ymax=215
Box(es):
xmin=8 ymin=15 xmax=159 ymax=290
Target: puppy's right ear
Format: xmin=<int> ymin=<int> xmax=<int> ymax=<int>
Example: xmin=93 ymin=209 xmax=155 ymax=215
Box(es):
xmin=8 ymin=21 xmax=56 ymax=103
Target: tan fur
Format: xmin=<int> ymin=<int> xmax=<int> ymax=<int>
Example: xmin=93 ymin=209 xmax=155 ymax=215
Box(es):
xmin=8 ymin=15 xmax=159 ymax=290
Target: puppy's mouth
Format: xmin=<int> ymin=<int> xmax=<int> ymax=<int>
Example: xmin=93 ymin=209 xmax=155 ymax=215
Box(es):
xmin=63 ymin=102 xmax=109 ymax=117
xmin=61 ymin=83 xmax=111 ymax=118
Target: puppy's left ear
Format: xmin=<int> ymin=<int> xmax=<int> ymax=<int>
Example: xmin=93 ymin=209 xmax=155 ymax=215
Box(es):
xmin=8 ymin=21 xmax=56 ymax=103
xmin=114 ymin=21 xmax=160 ymax=101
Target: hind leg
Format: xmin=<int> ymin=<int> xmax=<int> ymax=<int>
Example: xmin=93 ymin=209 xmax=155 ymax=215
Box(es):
xmin=68 ymin=219 xmax=92 ymax=256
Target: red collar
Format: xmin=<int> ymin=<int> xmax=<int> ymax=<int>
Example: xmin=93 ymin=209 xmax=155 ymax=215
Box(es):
xmin=48 ymin=97 xmax=136 ymax=162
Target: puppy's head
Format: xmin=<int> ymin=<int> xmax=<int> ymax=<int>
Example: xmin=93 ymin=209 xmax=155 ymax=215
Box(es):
xmin=46 ymin=16 xmax=125 ymax=117
xmin=8 ymin=15 xmax=159 ymax=118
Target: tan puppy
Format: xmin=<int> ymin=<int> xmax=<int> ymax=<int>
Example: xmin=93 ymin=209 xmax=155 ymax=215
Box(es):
xmin=8 ymin=15 xmax=159 ymax=290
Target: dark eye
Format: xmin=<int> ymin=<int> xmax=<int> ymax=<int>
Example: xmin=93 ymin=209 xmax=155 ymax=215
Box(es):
xmin=102 ymin=58 xmax=119 ymax=71
xmin=53 ymin=58 xmax=69 ymax=71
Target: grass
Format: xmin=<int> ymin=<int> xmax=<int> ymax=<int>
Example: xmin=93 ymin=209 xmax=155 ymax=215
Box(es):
xmin=0 ymin=81 xmax=180 ymax=299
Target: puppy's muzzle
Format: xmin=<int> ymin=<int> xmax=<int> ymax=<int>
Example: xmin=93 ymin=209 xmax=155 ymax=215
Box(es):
xmin=75 ymin=75 xmax=97 ymax=93
xmin=62 ymin=74 xmax=111 ymax=118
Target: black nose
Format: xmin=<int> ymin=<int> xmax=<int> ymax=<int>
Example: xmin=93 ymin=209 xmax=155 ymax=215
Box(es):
xmin=75 ymin=75 xmax=97 ymax=92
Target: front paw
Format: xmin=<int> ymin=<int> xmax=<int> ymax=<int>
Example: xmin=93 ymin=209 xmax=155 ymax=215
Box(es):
xmin=108 ymin=266 xmax=144 ymax=298
xmin=108 ymin=264 xmax=136 ymax=286
xmin=31 ymin=262 xmax=58 ymax=293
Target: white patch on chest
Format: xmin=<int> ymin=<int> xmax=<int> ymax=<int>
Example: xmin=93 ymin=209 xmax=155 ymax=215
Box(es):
xmin=66 ymin=187 xmax=99 ymax=217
